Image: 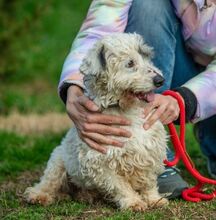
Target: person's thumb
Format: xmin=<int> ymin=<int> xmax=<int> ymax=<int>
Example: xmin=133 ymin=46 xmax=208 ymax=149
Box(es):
xmin=78 ymin=96 xmax=100 ymax=112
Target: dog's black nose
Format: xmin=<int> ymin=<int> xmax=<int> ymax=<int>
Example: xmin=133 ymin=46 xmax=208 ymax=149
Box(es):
xmin=153 ymin=75 xmax=164 ymax=87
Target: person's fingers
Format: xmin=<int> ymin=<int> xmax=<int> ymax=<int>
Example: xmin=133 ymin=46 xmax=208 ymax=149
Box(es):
xmin=84 ymin=113 xmax=131 ymax=125
xmin=161 ymin=112 xmax=179 ymax=125
xmin=144 ymin=105 xmax=166 ymax=130
xmin=82 ymin=132 xmax=124 ymax=147
xmin=78 ymin=96 xmax=100 ymax=112
xmin=82 ymin=123 xmax=131 ymax=137
xmin=66 ymin=85 xmax=84 ymax=103
xmin=164 ymin=112 xmax=179 ymax=124
xmin=83 ymin=137 xmax=107 ymax=154
xmin=160 ymin=105 xmax=179 ymax=124
xmin=161 ymin=115 xmax=176 ymax=125
xmin=166 ymin=103 xmax=179 ymax=116
xmin=66 ymin=103 xmax=79 ymax=121
xmin=159 ymin=110 xmax=172 ymax=124
xmin=143 ymin=102 xmax=156 ymax=117
xmin=159 ymin=109 xmax=171 ymax=123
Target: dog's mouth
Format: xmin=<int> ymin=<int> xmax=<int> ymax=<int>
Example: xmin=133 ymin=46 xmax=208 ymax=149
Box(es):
xmin=130 ymin=91 xmax=155 ymax=103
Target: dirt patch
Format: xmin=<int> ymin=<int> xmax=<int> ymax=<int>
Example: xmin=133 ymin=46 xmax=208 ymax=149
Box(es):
xmin=0 ymin=112 xmax=72 ymax=135
xmin=0 ymin=169 xmax=43 ymax=195
xmin=1 ymin=169 xmax=216 ymax=220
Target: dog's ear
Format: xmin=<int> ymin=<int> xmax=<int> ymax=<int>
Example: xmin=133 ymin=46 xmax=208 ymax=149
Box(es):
xmin=80 ymin=41 xmax=107 ymax=100
xmin=135 ymin=34 xmax=154 ymax=59
xmin=139 ymin=44 xmax=154 ymax=59
xmin=80 ymin=41 xmax=106 ymax=77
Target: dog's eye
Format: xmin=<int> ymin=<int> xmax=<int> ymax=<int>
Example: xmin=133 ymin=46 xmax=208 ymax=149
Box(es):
xmin=126 ymin=60 xmax=135 ymax=68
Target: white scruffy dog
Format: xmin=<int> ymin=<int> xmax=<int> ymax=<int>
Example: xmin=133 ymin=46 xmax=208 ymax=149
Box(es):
xmin=24 ymin=33 xmax=168 ymax=211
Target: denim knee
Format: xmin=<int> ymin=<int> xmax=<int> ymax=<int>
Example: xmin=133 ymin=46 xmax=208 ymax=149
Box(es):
xmin=197 ymin=116 xmax=216 ymax=159
xmin=126 ymin=0 xmax=179 ymax=41
xmin=125 ymin=0 xmax=180 ymax=91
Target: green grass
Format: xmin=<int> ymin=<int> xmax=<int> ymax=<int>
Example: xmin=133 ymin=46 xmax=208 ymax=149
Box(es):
xmin=0 ymin=125 xmax=205 ymax=183
xmin=0 ymin=82 xmax=64 ymax=114
xmin=0 ymin=131 xmax=65 ymax=182
xmin=1 ymin=126 xmax=216 ymax=220
xmin=2 ymin=0 xmax=91 ymax=84
xmin=0 ymin=0 xmax=91 ymax=114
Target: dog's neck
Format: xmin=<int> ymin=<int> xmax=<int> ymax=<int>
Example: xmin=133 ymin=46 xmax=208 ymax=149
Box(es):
xmin=84 ymin=89 xmax=144 ymax=111
xmin=85 ymin=91 xmax=120 ymax=109
xmin=84 ymin=85 xmax=121 ymax=109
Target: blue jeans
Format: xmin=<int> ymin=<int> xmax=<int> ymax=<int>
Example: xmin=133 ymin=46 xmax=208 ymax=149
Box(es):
xmin=125 ymin=0 xmax=216 ymax=160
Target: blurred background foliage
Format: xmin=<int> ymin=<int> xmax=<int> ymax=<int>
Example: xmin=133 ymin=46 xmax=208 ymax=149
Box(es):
xmin=0 ymin=0 xmax=91 ymax=114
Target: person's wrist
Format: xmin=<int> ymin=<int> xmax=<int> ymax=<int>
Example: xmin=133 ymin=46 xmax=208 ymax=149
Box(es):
xmin=175 ymin=92 xmax=185 ymax=105
xmin=66 ymin=85 xmax=83 ymax=110
xmin=60 ymin=82 xmax=84 ymax=104
xmin=67 ymin=85 xmax=83 ymax=98
xmin=173 ymin=87 xmax=197 ymax=123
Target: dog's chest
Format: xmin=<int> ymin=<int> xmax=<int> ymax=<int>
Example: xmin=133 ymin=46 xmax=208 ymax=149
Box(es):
xmin=64 ymin=105 xmax=167 ymax=189
xmin=102 ymin=106 xmax=167 ymax=185
xmin=103 ymin=105 xmax=167 ymax=151
xmin=105 ymin=141 xmax=165 ymax=190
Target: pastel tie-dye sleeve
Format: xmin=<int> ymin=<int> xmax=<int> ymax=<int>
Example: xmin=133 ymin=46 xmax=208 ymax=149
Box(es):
xmin=183 ymin=58 xmax=216 ymax=122
xmin=58 ymin=0 xmax=133 ymax=98
xmin=171 ymin=0 xmax=200 ymax=40
xmin=172 ymin=0 xmax=216 ymax=121
xmin=171 ymin=0 xmax=216 ymax=55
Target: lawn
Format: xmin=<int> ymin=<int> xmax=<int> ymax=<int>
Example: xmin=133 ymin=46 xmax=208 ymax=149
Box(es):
xmin=0 ymin=1 xmax=216 ymax=219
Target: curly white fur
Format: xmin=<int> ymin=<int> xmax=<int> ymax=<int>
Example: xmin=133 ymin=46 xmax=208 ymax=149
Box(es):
xmin=24 ymin=33 xmax=169 ymax=211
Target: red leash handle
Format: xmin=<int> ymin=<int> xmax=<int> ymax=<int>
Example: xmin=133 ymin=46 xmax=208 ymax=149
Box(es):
xmin=162 ymin=90 xmax=216 ymax=202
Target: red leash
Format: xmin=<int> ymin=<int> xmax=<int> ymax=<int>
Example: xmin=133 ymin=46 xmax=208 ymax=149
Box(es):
xmin=162 ymin=90 xmax=216 ymax=202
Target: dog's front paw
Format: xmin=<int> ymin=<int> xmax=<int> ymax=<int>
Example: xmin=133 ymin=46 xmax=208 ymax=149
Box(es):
xmin=24 ymin=187 xmax=55 ymax=206
xmin=129 ymin=201 xmax=148 ymax=212
xmin=120 ymin=198 xmax=147 ymax=212
xmin=148 ymin=197 xmax=169 ymax=208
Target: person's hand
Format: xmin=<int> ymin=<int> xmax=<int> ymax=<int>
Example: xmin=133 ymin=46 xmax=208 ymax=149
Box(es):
xmin=66 ymin=85 xmax=132 ymax=153
xmin=143 ymin=94 xmax=180 ymax=130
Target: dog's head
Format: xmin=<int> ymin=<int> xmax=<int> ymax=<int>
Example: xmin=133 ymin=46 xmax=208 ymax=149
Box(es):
xmin=80 ymin=33 xmax=164 ymax=109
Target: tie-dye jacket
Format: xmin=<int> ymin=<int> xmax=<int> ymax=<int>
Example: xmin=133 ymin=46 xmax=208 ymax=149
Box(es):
xmin=59 ymin=0 xmax=216 ymax=122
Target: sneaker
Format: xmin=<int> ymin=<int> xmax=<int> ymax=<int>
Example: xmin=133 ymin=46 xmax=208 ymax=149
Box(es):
xmin=207 ymin=158 xmax=216 ymax=179
xmin=157 ymin=167 xmax=188 ymax=199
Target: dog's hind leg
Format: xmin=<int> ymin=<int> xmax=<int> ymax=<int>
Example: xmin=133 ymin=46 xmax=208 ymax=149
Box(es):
xmin=24 ymin=145 xmax=68 ymax=205
xmin=90 ymin=170 xmax=147 ymax=211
